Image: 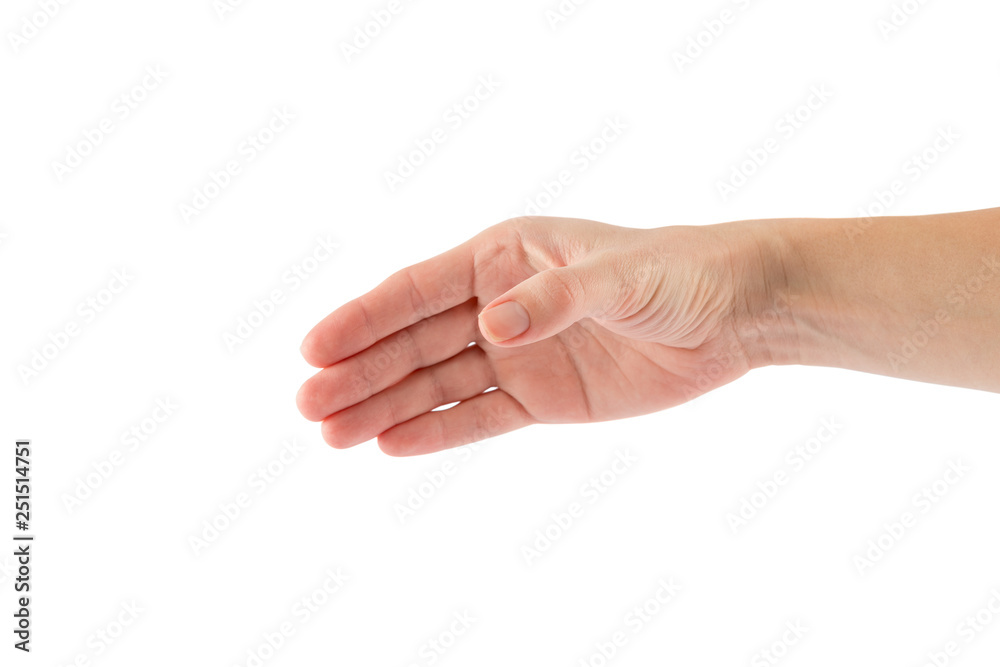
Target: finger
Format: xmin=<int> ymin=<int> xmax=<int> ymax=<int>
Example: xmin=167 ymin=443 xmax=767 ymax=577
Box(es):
xmin=301 ymin=241 xmax=475 ymax=368
xmin=320 ymin=345 xmax=496 ymax=449
xmin=297 ymin=299 xmax=478 ymax=421
xmin=477 ymin=255 xmax=617 ymax=347
xmin=377 ymin=389 xmax=535 ymax=457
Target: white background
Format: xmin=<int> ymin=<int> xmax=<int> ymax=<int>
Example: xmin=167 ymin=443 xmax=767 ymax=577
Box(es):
xmin=2 ymin=0 xmax=1000 ymax=665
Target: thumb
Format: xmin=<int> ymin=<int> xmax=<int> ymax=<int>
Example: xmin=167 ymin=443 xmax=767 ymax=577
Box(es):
xmin=478 ymin=260 xmax=614 ymax=347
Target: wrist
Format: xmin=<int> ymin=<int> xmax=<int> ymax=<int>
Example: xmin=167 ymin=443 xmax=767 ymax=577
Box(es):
xmin=721 ymin=218 xmax=809 ymax=370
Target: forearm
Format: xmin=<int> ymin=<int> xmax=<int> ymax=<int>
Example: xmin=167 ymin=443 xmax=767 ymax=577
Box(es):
xmin=742 ymin=207 xmax=1000 ymax=392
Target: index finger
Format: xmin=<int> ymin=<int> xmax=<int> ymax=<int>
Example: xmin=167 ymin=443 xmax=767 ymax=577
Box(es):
xmin=300 ymin=240 xmax=476 ymax=368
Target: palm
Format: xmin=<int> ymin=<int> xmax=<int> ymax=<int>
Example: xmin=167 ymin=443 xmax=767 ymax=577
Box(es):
xmin=473 ymin=244 xmax=742 ymax=427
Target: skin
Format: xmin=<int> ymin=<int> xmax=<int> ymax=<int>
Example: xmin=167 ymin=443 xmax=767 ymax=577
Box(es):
xmin=296 ymin=209 xmax=1000 ymax=456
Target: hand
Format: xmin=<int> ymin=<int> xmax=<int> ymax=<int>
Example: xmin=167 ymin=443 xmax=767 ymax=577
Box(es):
xmin=296 ymin=216 xmax=777 ymax=456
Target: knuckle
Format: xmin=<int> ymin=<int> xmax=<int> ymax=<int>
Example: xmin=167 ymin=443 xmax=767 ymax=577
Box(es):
xmin=426 ymin=366 xmax=445 ymax=406
xmin=542 ymin=267 xmax=585 ymax=311
xmin=397 ymin=328 xmax=423 ymax=369
xmin=494 ymin=216 xmax=551 ymax=243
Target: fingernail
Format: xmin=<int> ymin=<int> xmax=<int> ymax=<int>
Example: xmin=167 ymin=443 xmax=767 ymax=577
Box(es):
xmin=480 ymin=301 xmax=529 ymax=342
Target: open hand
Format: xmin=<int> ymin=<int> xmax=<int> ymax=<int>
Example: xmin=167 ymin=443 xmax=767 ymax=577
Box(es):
xmin=296 ymin=216 xmax=775 ymax=456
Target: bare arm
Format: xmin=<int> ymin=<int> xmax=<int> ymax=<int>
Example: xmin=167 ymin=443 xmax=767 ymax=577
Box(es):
xmin=743 ymin=207 xmax=1000 ymax=392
